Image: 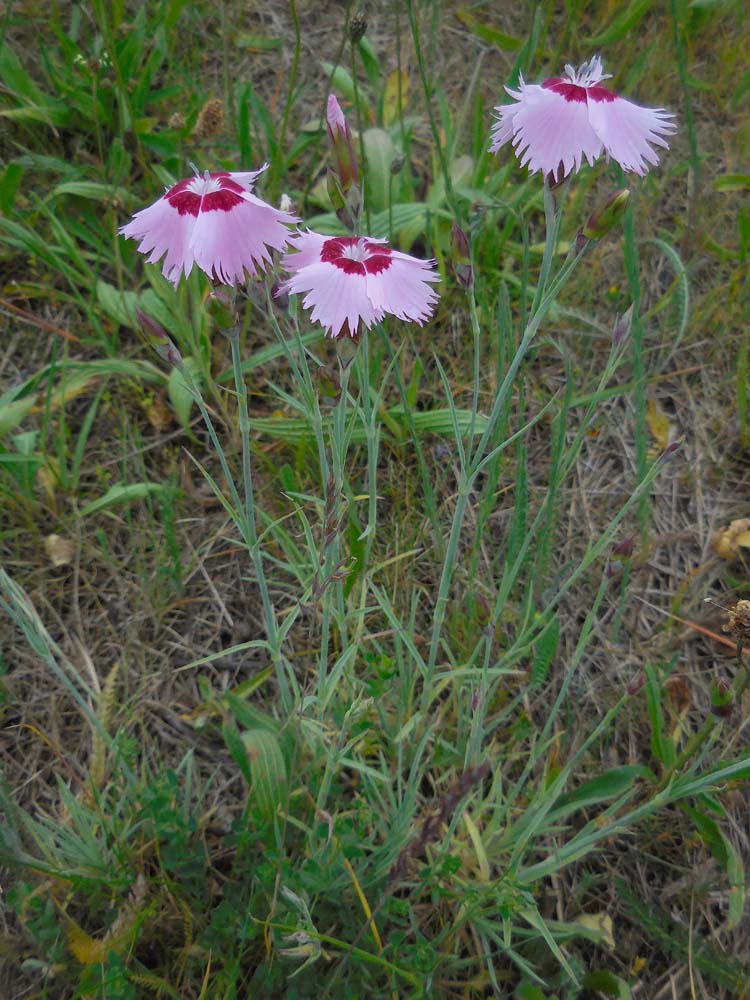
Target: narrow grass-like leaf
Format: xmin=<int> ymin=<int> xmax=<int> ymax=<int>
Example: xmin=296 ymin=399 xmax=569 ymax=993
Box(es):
xmin=530 ymin=615 xmax=559 ymax=688
xmin=80 ymin=482 xmax=170 ymax=516
xmin=586 ymin=0 xmax=656 ymax=45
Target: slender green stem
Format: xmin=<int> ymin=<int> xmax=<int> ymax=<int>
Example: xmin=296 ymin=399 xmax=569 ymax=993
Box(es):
xmin=179 ymin=362 xmax=244 ymax=524
xmin=404 ymin=0 xmax=460 ymax=221
xmin=330 ymin=358 xmax=352 ymax=647
xmin=421 ymin=187 xmax=588 ymax=706
xmin=270 ymin=0 xmax=300 ymax=196
xmin=349 ymin=40 xmax=370 ymax=234
xmin=358 ymin=328 xmax=379 ymax=569
xmin=623 ymin=201 xmax=649 ymax=537
xmin=466 ymin=286 xmax=482 ymax=464
xmin=229 ymin=334 xmax=291 ymax=709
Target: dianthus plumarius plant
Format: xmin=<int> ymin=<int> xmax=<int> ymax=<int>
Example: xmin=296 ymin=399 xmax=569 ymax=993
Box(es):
xmin=2 ymin=4 xmax=750 ymax=997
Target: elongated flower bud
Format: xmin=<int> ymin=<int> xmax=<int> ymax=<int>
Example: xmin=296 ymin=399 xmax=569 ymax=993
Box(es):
xmin=582 ymin=188 xmax=630 ymax=239
xmin=136 ymin=309 xmax=183 ymax=366
xmin=450 ymin=223 xmax=474 ymax=289
xmin=710 ymin=678 xmax=733 ymax=718
xmin=612 ymin=303 xmax=634 ymax=347
xmin=326 ymin=94 xmax=358 ymax=192
xmin=206 ymin=286 xmax=239 ymax=332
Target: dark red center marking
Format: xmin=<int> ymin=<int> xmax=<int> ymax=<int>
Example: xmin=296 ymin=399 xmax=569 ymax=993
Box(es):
xmin=166 ymin=173 xmax=245 ymax=216
xmin=321 ymin=237 xmax=393 ymax=275
xmin=542 ymin=78 xmax=617 ymax=103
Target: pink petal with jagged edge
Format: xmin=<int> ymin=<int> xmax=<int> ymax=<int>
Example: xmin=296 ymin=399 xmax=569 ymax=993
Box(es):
xmin=283 ymin=261 xmax=382 ymax=338
xmin=364 ymin=251 xmax=440 ymax=325
xmin=507 ymin=83 xmax=603 ymax=177
xmin=120 ymin=169 xmax=298 ymax=286
xmin=586 ymin=96 xmax=676 ymax=176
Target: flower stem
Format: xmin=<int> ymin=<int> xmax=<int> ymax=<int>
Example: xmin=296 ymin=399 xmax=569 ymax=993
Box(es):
xmin=228 ymin=333 xmax=290 ymax=710
xmin=421 ymin=180 xmax=584 ymax=708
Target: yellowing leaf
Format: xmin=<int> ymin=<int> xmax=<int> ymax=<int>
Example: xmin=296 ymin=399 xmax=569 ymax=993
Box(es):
xmin=383 ymin=69 xmax=408 ymax=127
xmin=575 ymin=912 xmax=615 ymax=951
xmin=646 ymin=397 xmax=672 ymax=454
xmin=44 ymin=533 xmax=75 ymax=568
xmin=711 ymin=518 xmax=750 ymax=560
xmin=69 ymin=922 xmax=110 ymax=965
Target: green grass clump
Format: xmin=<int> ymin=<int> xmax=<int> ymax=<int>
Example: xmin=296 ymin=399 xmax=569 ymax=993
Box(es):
xmin=2 ymin=1 xmax=750 ymax=997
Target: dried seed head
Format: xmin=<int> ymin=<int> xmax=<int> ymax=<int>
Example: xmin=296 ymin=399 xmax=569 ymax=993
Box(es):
xmin=723 ymin=599 xmax=750 ymax=644
xmin=168 ymin=112 xmax=186 ymax=131
xmin=192 ymin=98 xmax=225 ymax=140
xmin=349 ymin=8 xmax=368 ymax=44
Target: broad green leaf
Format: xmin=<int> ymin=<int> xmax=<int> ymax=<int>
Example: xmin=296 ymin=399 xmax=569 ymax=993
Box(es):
xmin=248 ymin=406 xmax=488 ymax=444
xmin=0 ymin=396 xmax=36 ymax=437
xmin=320 ymin=62 xmax=358 ymax=105
xmin=80 ymin=482 xmax=170 ymax=517
xmin=167 ymin=357 xmax=200 ymax=429
xmin=241 ymin=727 xmax=287 ymax=820
xmin=581 ymin=970 xmax=632 ymax=998
xmin=96 ymin=280 xmax=142 ymax=329
xmin=357 ymin=36 xmax=381 ymax=91
xmin=551 ymin=766 xmax=652 ymax=822
xmin=683 ymin=805 xmax=747 ymax=929
xmin=362 ymin=128 xmax=397 ymax=214
xmin=234 ymin=34 xmax=282 ymax=51
xmin=51 ymin=181 xmax=134 ymax=204
xmin=645 ymin=665 xmax=676 ymax=767
xmin=714 ymin=174 xmax=750 ymax=192
xmin=0 ymin=162 xmax=24 ymax=215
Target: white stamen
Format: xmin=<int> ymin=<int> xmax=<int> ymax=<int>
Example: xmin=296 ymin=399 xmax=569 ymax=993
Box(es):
xmin=564 ymin=55 xmax=612 ymax=88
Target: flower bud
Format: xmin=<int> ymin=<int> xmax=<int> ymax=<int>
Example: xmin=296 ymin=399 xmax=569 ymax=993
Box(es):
xmin=206 ymin=286 xmax=238 ymax=331
xmin=582 ymin=188 xmax=630 ymax=240
xmin=612 ymin=535 xmax=635 ymax=558
xmin=271 ymin=281 xmax=289 ymax=312
xmin=612 ymin=303 xmax=634 ymax=347
xmin=326 ymin=94 xmax=358 ymax=192
xmin=135 ymin=309 xmax=183 ymax=367
xmin=336 ymin=329 xmax=361 ymax=366
xmin=710 ymin=678 xmax=733 ymax=719
xmin=326 ymin=167 xmax=346 ymax=213
xmin=317 ymin=364 xmax=342 ymax=405
xmin=626 ymin=670 xmax=646 ymax=696
xmin=390 ymin=153 xmax=406 ymax=176
xmin=450 ymin=222 xmax=474 ymax=289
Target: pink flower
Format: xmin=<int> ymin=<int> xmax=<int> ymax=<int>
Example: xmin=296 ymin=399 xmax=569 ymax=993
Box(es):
xmin=279 ymin=230 xmax=439 ymax=338
xmin=490 ymin=56 xmax=676 ymax=179
xmin=120 ymin=165 xmax=299 ymax=286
